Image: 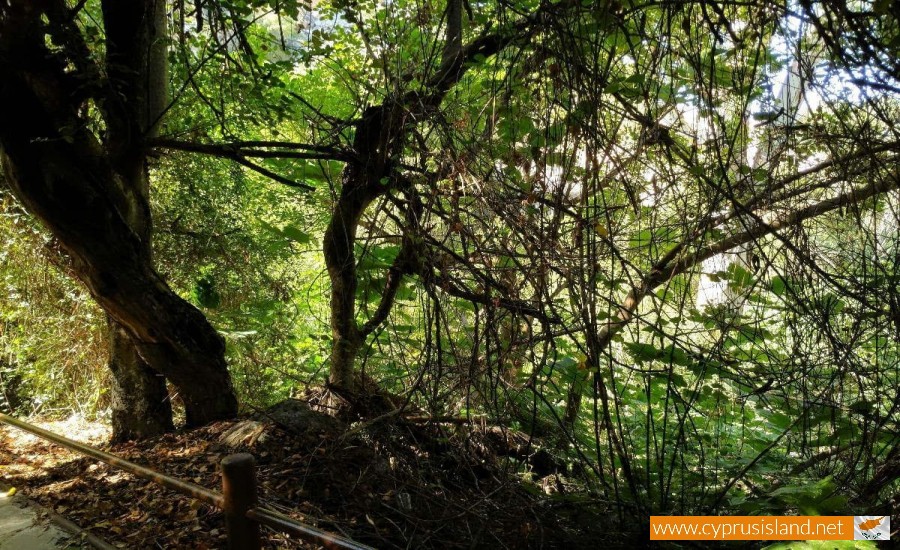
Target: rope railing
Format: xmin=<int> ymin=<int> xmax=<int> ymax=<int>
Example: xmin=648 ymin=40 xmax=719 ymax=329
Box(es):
xmin=0 ymin=412 xmax=374 ymax=550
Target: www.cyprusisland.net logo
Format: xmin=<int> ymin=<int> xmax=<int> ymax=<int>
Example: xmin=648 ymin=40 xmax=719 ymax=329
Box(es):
xmin=854 ymin=516 xmax=890 ymax=541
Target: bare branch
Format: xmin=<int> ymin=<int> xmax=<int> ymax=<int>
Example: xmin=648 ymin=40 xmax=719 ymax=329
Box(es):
xmin=150 ymin=138 xmax=352 ymax=162
xmin=360 ymin=247 xmax=412 ymax=338
xmin=598 ymin=169 xmax=900 ymax=350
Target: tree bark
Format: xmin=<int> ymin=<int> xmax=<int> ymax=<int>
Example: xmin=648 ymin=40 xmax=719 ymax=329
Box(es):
xmin=323 ymin=183 xmax=365 ymax=390
xmin=0 ymin=126 xmax=239 ymax=426
xmin=323 ymin=110 xmax=388 ymax=390
xmin=102 ymin=0 xmax=178 ymax=437
xmin=108 ymin=320 xmax=173 ymax=442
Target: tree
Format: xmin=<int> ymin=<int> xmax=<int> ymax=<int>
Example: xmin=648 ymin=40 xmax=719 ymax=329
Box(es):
xmin=226 ymin=0 xmax=897 ymax=511
xmin=0 ymin=0 xmax=237 ymax=440
xmin=151 ymin=0 xmax=561 ymax=398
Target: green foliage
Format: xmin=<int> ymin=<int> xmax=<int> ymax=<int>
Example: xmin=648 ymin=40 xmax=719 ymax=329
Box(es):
xmin=0 ymin=191 xmax=108 ymax=416
xmin=151 ymin=151 xmax=330 ymax=409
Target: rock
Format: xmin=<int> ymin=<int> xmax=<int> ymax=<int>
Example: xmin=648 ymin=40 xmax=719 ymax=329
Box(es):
xmin=262 ymin=399 xmax=345 ymax=437
xmin=219 ymin=400 xmax=346 ymax=449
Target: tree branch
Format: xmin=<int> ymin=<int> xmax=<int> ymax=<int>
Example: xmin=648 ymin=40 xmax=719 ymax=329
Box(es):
xmin=150 ymin=138 xmax=365 ymax=191
xmin=442 ymin=0 xmax=463 ymax=66
xmin=150 ymin=138 xmax=352 ymax=162
xmin=230 ymin=156 xmax=316 ymax=191
xmin=360 ymin=246 xmax=412 ymax=338
xmin=598 ymin=169 xmax=900 ymax=350
xmin=439 ymin=276 xmax=547 ymax=319
xmin=419 ymin=1 xmax=567 ymax=105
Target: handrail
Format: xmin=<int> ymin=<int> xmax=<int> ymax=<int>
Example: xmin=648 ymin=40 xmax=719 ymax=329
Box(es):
xmin=0 ymin=412 xmax=374 ymax=550
xmin=247 ymin=506 xmax=367 ymax=548
xmin=0 ymin=412 xmax=223 ymax=507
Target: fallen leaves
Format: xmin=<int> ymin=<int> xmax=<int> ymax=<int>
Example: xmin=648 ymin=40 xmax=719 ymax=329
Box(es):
xmin=1 ymin=421 xmax=230 ymax=548
xmin=0 ymin=408 xmax=609 ymax=549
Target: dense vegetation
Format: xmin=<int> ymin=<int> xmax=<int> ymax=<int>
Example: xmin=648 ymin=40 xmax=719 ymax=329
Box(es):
xmin=1 ymin=0 xmax=897 ymax=539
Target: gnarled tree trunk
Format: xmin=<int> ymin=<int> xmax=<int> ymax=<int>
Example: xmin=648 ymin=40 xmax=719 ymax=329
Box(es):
xmin=0 ymin=0 xmax=238 ymax=436
xmin=101 ymin=0 xmax=175 ymax=440
xmin=108 ymin=320 xmax=173 ymax=441
xmin=323 ymin=108 xmax=392 ymax=392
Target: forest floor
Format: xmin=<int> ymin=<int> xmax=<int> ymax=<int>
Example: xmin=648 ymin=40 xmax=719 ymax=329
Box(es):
xmin=0 ymin=401 xmax=629 ymax=549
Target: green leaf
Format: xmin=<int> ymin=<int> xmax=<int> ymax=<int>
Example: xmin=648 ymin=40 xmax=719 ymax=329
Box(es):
xmin=625 ymin=342 xmax=659 ymax=362
xmin=770 ymin=276 xmax=788 ymax=296
xmin=726 ymin=263 xmax=754 ymax=290
xmin=281 ymin=225 xmax=311 ymax=244
xmin=193 ymin=274 xmax=221 ymax=309
xmin=768 ymin=412 xmax=792 ymax=430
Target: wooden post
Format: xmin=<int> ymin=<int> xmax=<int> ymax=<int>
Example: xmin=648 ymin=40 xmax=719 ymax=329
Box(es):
xmin=221 ymin=453 xmax=261 ymax=550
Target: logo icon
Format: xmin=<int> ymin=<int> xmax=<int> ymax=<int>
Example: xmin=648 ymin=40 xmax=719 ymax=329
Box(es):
xmin=854 ymin=516 xmax=890 ymax=541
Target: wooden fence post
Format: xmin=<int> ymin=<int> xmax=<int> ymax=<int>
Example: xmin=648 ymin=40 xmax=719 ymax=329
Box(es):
xmin=221 ymin=453 xmax=261 ymax=550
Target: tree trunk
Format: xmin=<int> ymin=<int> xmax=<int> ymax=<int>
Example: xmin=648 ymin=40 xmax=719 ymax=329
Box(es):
xmin=0 ymin=138 xmax=239 ymax=425
xmin=101 ymin=0 xmax=181 ymax=435
xmin=323 ymin=169 xmax=379 ymax=391
xmin=323 ymin=106 xmax=396 ymax=391
xmin=0 ymin=1 xmax=238 ymax=432
xmin=108 ymin=320 xmax=173 ymax=442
